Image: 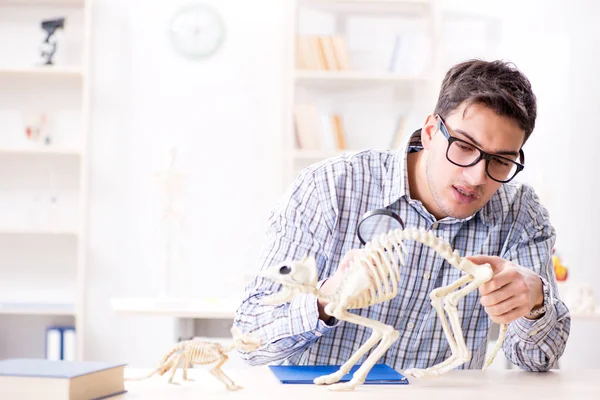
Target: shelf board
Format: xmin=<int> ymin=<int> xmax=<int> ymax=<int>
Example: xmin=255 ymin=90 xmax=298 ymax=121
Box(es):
xmin=0 ymin=147 xmax=81 ymax=157
xmin=0 ymin=66 xmax=83 ymax=78
xmin=292 ymin=148 xmax=353 ymax=160
xmin=0 ymin=302 xmax=75 ymax=316
xmin=295 ymin=70 xmax=430 ymax=88
xmin=300 ymin=0 xmax=433 ymax=14
xmin=111 ymin=297 xmax=240 ymax=319
xmin=0 ymin=0 xmax=85 ymax=6
xmin=0 ymin=228 xmax=79 ymax=236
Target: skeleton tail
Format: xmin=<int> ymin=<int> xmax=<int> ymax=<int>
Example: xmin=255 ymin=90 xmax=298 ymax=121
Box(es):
xmin=125 ymin=346 xmax=182 ymax=381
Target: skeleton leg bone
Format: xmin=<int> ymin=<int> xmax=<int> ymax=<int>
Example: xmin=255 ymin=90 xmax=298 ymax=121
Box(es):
xmin=314 ymin=308 xmax=399 ymax=391
xmin=182 ymin=354 xmax=194 ymax=382
xmin=405 ymin=274 xmax=475 ymax=377
xmin=406 ymin=263 xmax=493 ymax=378
xmin=210 ymin=355 xmax=241 ymax=391
xmin=430 ymin=274 xmax=474 ymax=356
xmin=167 ymin=353 xmax=185 ymax=384
xmin=313 ymin=307 xmax=390 ymax=386
xmin=329 ymin=319 xmax=400 ymax=391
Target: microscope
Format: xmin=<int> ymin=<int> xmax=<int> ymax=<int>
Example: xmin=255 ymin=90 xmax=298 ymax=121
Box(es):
xmin=40 ymin=17 xmax=65 ymax=65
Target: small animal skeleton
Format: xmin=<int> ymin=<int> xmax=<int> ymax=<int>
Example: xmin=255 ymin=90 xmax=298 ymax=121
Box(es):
xmin=127 ymin=326 xmax=261 ymax=391
xmin=260 ymin=227 xmax=507 ymax=391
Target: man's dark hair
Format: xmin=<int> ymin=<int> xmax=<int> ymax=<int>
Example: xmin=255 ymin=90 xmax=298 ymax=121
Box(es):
xmin=434 ymin=59 xmax=537 ymax=144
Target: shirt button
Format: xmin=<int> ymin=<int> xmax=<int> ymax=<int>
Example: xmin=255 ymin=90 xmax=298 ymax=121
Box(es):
xmin=407 ymin=322 xmax=415 ymax=330
xmin=432 ymin=222 xmax=439 ymax=229
xmin=529 ymin=330 xmax=538 ymax=336
xmin=423 ymin=272 xmax=431 ymax=280
xmin=315 ymin=331 xmax=322 ymax=337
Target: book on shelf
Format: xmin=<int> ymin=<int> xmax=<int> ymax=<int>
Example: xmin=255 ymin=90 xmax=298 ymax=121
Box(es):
xmin=46 ymin=326 xmax=76 ymax=362
xmin=0 ymin=358 xmax=126 ymax=400
xmin=294 ymin=104 xmax=348 ymax=152
xmin=331 ymin=114 xmax=347 ymax=150
xmin=296 ymin=35 xmax=350 ymax=71
xmin=294 ymin=104 xmax=323 ymax=150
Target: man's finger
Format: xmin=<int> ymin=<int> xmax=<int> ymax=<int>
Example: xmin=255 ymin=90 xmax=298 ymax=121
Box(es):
xmin=480 ymin=282 xmax=518 ymax=307
xmin=466 ymin=255 xmax=503 ymax=272
xmin=489 ymin=305 xmax=530 ymax=325
xmin=479 ymin=269 xmax=514 ymax=296
xmin=483 ymin=294 xmax=521 ymax=316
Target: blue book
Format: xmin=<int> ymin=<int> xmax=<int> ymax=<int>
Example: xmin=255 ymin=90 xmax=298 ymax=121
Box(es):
xmin=0 ymin=358 xmax=127 ymax=400
xmin=269 ymin=363 xmax=408 ymax=384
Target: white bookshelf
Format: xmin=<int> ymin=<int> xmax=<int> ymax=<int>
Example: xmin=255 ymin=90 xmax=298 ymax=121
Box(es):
xmin=0 ymin=0 xmax=84 ymax=6
xmin=0 ymin=0 xmax=90 ymax=361
xmin=0 ymin=146 xmax=81 ymax=156
xmin=295 ymin=70 xmax=431 ymax=87
xmin=0 ymin=228 xmax=78 ymax=235
xmin=0 ymin=303 xmax=76 ymax=316
xmin=301 ymin=0 xmax=434 ymax=14
xmin=293 ymin=148 xmax=349 ymax=160
xmin=285 ymin=0 xmax=441 ymax=185
xmin=0 ymin=66 xmax=83 ymax=77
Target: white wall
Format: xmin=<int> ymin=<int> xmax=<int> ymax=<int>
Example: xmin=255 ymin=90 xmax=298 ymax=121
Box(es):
xmin=85 ymin=0 xmax=287 ymax=366
xmin=85 ymin=0 xmax=600 ymax=367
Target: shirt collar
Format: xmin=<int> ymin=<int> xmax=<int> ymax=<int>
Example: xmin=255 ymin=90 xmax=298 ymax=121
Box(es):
xmin=383 ymin=129 xmax=422 ymax=208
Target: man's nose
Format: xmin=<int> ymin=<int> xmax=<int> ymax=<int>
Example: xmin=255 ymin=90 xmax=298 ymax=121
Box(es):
xmin=462 ymin=158 xmax=488 ymax=185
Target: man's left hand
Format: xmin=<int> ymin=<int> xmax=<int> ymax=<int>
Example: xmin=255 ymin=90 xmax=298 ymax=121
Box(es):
xmin=467 ymin=255 xmax=544 ymax=324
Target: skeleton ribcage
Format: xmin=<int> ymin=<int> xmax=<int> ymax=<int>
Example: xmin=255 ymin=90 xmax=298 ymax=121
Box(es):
xmin=342 ymin=227 xmax=461 ymax=309
xmin=178 ymin=341 xmax=223 ymax=365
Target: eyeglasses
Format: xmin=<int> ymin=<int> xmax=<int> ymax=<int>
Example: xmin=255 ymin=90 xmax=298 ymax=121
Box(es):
xmin=436 ymin=114 xmax=525 ymax=183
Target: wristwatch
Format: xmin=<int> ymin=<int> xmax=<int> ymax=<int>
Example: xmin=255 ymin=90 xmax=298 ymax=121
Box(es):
xmin=526 ymin=278 xmax=550 ymax=319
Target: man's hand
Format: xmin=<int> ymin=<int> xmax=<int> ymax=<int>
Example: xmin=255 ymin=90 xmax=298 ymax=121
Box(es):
xmin=467 ymin=255 xmax=545 ymax=324
xmin=317 ymin=249 xmax=362 ymax=321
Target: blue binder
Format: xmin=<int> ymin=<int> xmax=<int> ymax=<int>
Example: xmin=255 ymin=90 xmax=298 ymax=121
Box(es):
xmin=268 ymin=363 xmax=408 ymax=384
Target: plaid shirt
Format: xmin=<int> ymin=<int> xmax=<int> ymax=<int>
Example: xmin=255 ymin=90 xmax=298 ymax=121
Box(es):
xmin=234 ymin=132 xmax=571 ymax=372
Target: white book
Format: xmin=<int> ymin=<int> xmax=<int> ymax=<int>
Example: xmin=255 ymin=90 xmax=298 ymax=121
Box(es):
xmin=320 ymin=114 xmax=336 ymax=151
xmin=45 ymin=328 xmax=62 ymax=361
xmin=62 ymin=328 xmax=76 ymax=362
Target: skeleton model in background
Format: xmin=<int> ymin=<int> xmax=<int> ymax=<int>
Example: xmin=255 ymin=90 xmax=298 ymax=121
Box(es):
xmin=260 ymin=227 xmax=507 ymax=391
xmin=127 ymin=326 xmax=261 ymax=391
xmin=154 ymin=147 xmax=187 ymax=297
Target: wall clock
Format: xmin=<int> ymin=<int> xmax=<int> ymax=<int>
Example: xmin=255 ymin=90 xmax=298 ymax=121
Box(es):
xmin=168 ymin=3 xmax=226 ymax=60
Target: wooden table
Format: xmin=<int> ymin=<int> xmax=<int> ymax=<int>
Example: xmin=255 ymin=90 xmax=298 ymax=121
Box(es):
xmin=118 ymin=367 xmax=600 ymax=399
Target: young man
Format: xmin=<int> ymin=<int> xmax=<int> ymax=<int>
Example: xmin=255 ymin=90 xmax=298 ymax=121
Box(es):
xmin=234 ymin=59 xmax=570 ymax=372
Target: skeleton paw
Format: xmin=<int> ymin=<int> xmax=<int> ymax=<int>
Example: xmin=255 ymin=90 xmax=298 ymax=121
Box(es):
xmin=328 ymin=379 xmax=362 ymax=391
xmin=227 ymin=384 xmax=243 ymax=391
xmin=404 ymin=368 xmax=440 ymax=378
xmin=404 ymin=368 xmax=440 ymax=379
xmin=313 ymin=371 xmax=346 ymax=385
xmin=183 ymin=377 xmax=195 ymax=382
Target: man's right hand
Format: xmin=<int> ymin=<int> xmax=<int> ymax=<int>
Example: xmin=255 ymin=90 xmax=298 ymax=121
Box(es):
xmin=317 ymin=249 xmax=362 ymax=321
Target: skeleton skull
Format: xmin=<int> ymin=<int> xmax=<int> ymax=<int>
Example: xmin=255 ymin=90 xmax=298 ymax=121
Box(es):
xmin=259 ymin=255 xmax=319 ymax=305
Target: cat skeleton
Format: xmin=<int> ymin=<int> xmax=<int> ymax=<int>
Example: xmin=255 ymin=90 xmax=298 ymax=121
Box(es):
xmin=260 ymin=227 xmax=507 ymax=391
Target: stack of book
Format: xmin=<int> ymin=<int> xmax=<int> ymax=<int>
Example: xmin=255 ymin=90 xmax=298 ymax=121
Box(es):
xmin=296 ymin=35 xmax=351 ymax=71
xmin=293 ymin=104 xmax=347 ymax=151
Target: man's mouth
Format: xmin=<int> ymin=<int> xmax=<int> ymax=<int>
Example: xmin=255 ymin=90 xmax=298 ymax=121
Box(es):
xmin=452 ymin=185 xmax=480 ymax=204
xmin=454 ymin=186 xmax=477 ymax=197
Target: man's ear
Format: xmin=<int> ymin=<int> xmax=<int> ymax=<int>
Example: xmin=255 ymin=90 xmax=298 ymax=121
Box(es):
xmin=421 ymin=114 xmax=438 ymax=150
